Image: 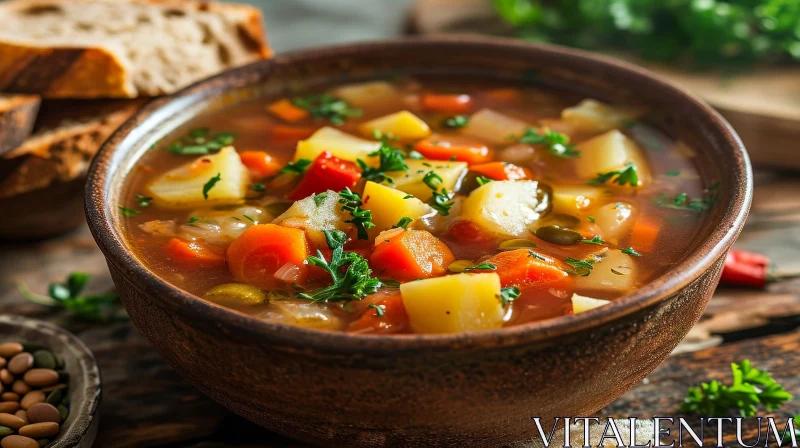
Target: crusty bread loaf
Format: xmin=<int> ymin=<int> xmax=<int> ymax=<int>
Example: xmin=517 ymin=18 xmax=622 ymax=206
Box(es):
xmin=0 ymin=0 xmax=271 ymax=98
xmin=0 ymin=94 xmax=41 ymax=155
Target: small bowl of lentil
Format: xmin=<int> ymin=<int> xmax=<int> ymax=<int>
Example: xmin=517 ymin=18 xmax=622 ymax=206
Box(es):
xmin=0 ymin=315 xmax=100 ymax=448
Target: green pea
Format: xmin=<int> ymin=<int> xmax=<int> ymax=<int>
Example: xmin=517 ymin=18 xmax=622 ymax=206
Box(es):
xmin=33 ymin=350 xmax=57 ymax=370
xmin=0 ymin=426 xmax=14 ymax=436
xmin=203 ymin=284 xmax=267 ymax=306
xmin=46 ymin=389 xmax=63 ymax=405
xmin=57 ymin=404 xmax=69 ymax=422
xmin=534 ymin=225 xmax=582 ymax=245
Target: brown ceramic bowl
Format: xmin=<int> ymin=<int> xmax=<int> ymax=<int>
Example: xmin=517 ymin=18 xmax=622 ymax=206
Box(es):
xmin=0 ymin=315 xmax=101 ymax=448
xmin=85 ymin=36 xmax=751 ymax=447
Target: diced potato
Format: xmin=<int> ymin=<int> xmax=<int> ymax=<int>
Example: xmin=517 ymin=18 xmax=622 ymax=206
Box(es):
xmin=461 ymin=180 xmax=550 ymax=238
xmin=295 ymin=127 xmax=380 ymax=166
xmin=272 ymin=190 xmax=353 ymax=247
xmin=561 ymin=99 xmax=639 ymax=133
xmin=461 ymin=108 xmax=530 ymax=145
xmin=259 ymin=299 xmax=345 ymax=331
xmin=575 ymin=130 xmax=651 ymax=185
xmin=551 ymin=185 xmax=605 ymax=214
xmin=400 ymin=273 xmax=504 ymax=333
xmin=575 ymin=249 xmax=638 ymax=294
xmin=571 ymin=294 xmax=611 ymax=314
xmin=146 ymin=147 xmax=249 ymax=208
xmin=362 ymin=181 xmax=431 ymax=239
xmin=331 ymin=81 xmax=404 ymax=109
xmin=358 ymin=111 xmax=431 ymax=140
xmin=387 ymin=159 xmax=467 ymax=201
xmin=592 ymin=201 xmax=636 ymax=244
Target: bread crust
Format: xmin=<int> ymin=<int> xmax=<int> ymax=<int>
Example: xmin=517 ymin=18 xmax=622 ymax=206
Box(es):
xmin=0 ymin=0 xmax=272 ymax=98
xmin=0 ymin=94 xmax=41 ymax=155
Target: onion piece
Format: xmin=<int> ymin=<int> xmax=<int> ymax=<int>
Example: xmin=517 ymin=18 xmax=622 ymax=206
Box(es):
xmin=274 ymin=262 xmax=301 ymax=283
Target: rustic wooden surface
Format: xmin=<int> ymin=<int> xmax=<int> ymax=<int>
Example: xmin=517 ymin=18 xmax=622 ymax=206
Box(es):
xmin=0 ymin=170 xmax=798 ymax=447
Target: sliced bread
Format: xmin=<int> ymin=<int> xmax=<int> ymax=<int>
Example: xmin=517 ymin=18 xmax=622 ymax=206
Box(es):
xmin=0 ymin=94 xmax=41 ymax=155
xmin=0 ymin=0 xmax=271 ymax=98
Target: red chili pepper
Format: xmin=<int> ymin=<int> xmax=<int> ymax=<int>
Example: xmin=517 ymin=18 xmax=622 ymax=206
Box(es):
xmin=719 ymin=249 xmax=769 ymax=288
xmin=288 ymin=151 xmax=361 ymax=201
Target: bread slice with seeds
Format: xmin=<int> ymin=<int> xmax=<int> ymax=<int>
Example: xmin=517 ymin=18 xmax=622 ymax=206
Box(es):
xmin=0 ymin=94 xmax=41 ymax=156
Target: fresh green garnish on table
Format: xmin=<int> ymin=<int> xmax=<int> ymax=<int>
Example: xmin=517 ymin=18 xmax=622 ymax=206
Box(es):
xmin=681 ymin=360 xmax=793 ymax=417
xmin=18 ymin=272 xmax=126 ymax=321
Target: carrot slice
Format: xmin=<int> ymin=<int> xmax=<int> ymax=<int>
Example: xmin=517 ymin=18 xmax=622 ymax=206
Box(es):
xmin=414 ymin=135 xmax=493 ymax=164
xmin=267 ymin=99 xmax=309 ymax=122
xmin=628 ymin=215 xmax=660 ymax=254
xmin=421 ymin=93 xmax=473 ymax=114
xmin=370 ymin=230 xmax=455 ymax=281
xmin=226 ymin=224 xmax=309 ymax=289
xmin=470 ymin=162 xmax=532 ymax=180
xmin=270 ymin=125 xmax=317 ymax=142
xmin=239 ymin=151 xmax=281 ymax=178
xmin=165 ymin=238 xmax=226 ymax=268
xmin=348 ymin=293 xmax=409 ymax=334
xmin=472 ymin=249 xmax=570 ymax=289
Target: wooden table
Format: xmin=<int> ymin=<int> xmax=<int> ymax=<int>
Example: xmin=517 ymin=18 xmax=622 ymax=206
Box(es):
xmin=1 ymin=169 xmax=799 ymax=447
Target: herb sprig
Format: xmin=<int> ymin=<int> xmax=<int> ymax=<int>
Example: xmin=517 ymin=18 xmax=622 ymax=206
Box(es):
xmin=498 ymin=286 xmax=521 ymax=306
xmin=279 ymin=159 xmax=312 ymax=175
xmin=681 ymin=360 xmax=792 ymax=417
xmin=588 ymin=162 xmax=640 ymax=186
xmin=564 ymin=257 xmax=595 ymax=276
xmin=298 ymin=230 xmax=381 ymax=302
xmin=465 ymin=263 xmax=497 ymax=272
xmin=423 ymin=171 xmax=455 ymax=216
xmin=655 ymin=183 xmax=720 ymax=213
xmin=18 ymin=273 xmax=125 ymax=321
xmin=519 ymin=128 xmax=579 ymax=158
xmin=291 ymin=94 xmax=362 ymax=125
xmin=166 ymin=128 xmax=236 ymax=155
xmin=338 ymin=189 xmax=375 ymax=240
xmin=444 ymin=115 xmax=469 ymax=128
xmin=202 ymin=173 xmax=221 ymax=199
xmin=358 ymin=138 xmax=408 ymax=184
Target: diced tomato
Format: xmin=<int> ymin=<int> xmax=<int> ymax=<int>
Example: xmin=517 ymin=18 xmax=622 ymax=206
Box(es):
xmin=267 ymin=99 xmax=309 ymax=122
xmin=239 ymin=151 xmax=281 ymax=178
xmin=348 ymin=293 xmax=409 ymax=334
xmin=471 ymin=249 xmax=570 ymax=289
xmin=448 ymin=219 xmax=489 ymax=242
xmin=165 ymin=238 xmax=226 ymax=268
xmin=414 ymin=135 xmax=493 ymax=164
xmin=288 ymin=152 xmax=362 ymax=201
xmin=226 ymin=224 xmax=309 ymax=290
xmin=370 ymin=230 xmax=455 ymax=281
xmin=470 ymin=161 xmax=532 ymax=180
xmin=421 ymin=93 xmax=473 ymax=114
xmin=270 ymin=125 xmax=316 ymax=142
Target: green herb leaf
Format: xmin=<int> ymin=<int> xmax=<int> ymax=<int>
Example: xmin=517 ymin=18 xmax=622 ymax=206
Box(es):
xmin=564 ymin=257 xmax=595 ymax=276
xmin=394 ymin=217 xmax=413 ymax=229
xmin=622 ymin=247 xmax=642 ymax=257
xmin=19 ymin=273 xmax=125 ymax=322
xmin=188 ymin=216 xmax=200 ymax=224
xmin=407 ymin=150 xmax=425 ymax=160
xmin=118 ymin=206 xmax=141 ymax=217
xmin=279 ymin=158 xmax=312 ymax=175
xmin=250 ymin=183 xmax=266 ymax=192
xmin=654 ymin=189 xmax=717 ymax=213
xmin=202 ymin=173 xmax=221 ymax=200
xmin=243 ymin=214 xmax=256 ymax=224
xmin=338 ymin=188 xmax=375 ymax=240
xmin=519 ymin=128 xmax=579 ymax=158
xmin=464 ymin=263 xmax=497 ymax=272
xmin=588 ymin=162 xmax=640 ymax=186
xmin=166 ymin=128 xmax=236 ymax=155
xmin=444 ymin=115 xmax=469 ymax=128
xmin=580 ymin=236 xmax=606 ymax=245
xmin=498 ymin=286 xmax=521 ymax=306
xmin=587 ymin=216 xmax=595 ymax=223
xmin=476 ymin=176 xmax=493 ymax=186
xmin=402 ymin=194 xmax=414 ymax=199
xmin=314 ymin=192 xmax=329 ymax=207
xmin=291 ymin=94 xmax=362 ymax=125
xmin=358 ymin=138 xmax=408 ymax=184
xmin=527 ymin=250 xmax=546 ymax=261
xmin=297 ymin=230 xmax=381 ymax=302
xmin=135 ymin=195 xmax=153 ymax=207
xmin=423 ymin=171 xmax=455 ymax=216
xmin=368 ymin=303 xmax=385 ymax=317
xmin=665 ymin=169 xmax=681 ymax=177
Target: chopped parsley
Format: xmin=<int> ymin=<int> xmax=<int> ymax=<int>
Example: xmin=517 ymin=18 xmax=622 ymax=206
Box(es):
xmin=498 ymin=286 xmax=521 ymax=306
xmin=394 ymin=217 xmax=413 ymax=230
xmin=279 ymin=158 xmax=312 ymax=175
xmin=519 ymin=128 xmax=579 ymax=158
xmin=166 ymin=128 xmax=236 ymax=155
xmin=588 ymin=162 xmax=640 ymax=186
xmin=423 ymin=171 xmax=455 ymax=216
xmin=249 ymin=183 xmax=266 ymax=192
xmin=117 ymin=206 xmax=141 ymax=217
xmin=444 ymin=115 xmax=469 ymax=128
xmin=580 ymin=236 xmax=606 ymax=245
xmin=358 ymin=138 xmax=408 ymax=184
xmin=665 ymin=169 xmax=681 ymax=177
xmin=654 ymin=187 xmax=718 ymax=213
xmin=298 ymin=230 xmax=381 ymax=302
xmin=528 ymin=250 xmax=546 ymax=261
xmin=314 ymin=192 xmax=329 ymax=207
xmin=135 ymin=195 xmax=153 ymax=207
xmin=476 ymin=176 xmax=493 ymax=186
xmin=402 ymin=194 xmax=414 ymax=199
xmin=587 ymin=216 xmax=595 ymax=223
xmin=202 ymin=173 xmax=221 ymax=200
xmin=338 ymin=188 xmax=374 ymax=240
xmin=188 ymin=216 xmax=200 ymax=224
xmin=407 ymin=150 xmax=425 ymax=160
xmin=622 ymin=247 xmax=642 ymax=257
xmin=291 ymin=94 xmax=362 ymax=125
xmin=464 ymin=263 xmax=497 ymax=272
xmin=19 ymin=272 xmax=123 ymax=322
xmin=368 ymin=303 xmax=385 ymax=317
xmin=564 ymin=257 xmax=595 ymax=276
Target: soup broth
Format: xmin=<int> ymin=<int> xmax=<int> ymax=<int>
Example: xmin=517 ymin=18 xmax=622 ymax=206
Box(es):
xmin=120 ymin=77 xmax=716 ymax=334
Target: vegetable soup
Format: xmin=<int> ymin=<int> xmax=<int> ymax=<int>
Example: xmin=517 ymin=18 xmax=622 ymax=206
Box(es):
xmin=119 ymin=77 xmax=717 ymax=334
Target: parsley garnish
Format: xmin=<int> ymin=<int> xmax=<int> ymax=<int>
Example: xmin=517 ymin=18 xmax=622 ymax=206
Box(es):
xmin=681 ymin=360 xmax=792 ymax=417
xmin=202 ymin=173 xmax=221 ymax=200
xmin=279 ymin=158 xmax=312 ymax=175
xmin=407 ymin=150 xmax=424 ymax=160
xmin=564 ymin=257 xmax=595 ymax=276
xmin=654 ymin=190 xmax=716 ymax=213
xmin=588 ymin=162 xmax=640 ymax=186
xmin=588 ymin=216 xmax=595 ymax=223
xmin=394 ymin=217 xmax=413 ymax=229
xmin=188 ymin=216 xmax=200 ymax=224
xmin=298 ymin=230 xmax=381 ymax=302
xmin=314 ymin=192 xmax=329 ymax=207
xmin=476 ymin=176 xmax=493 ymax=186
xmin=118 ymin=206 xmax=141 ymax=217
xmin=368 ymin=303 xmax=385 ymax=317
xmin=622 ymin=247 xmax=642 ymax=257
xmin=166 ymin=128 xmax=235 ymax=155
xmin=18 ymin=272 xmax=125 ymax=321
xmin=358 ymin=138 xmax=408 ymax=184
xmin=580 ymin=236 xmax=606 ymax=245
xmin=135 ymin=195 xmax=153 ymax=207
xmin=243 ymin=215 xmax=256 ymax=224
xmin=464 ymin=263 xmax=497 ymax=272
xmin=291 ymin=94 xmax=362 ymax=125
xmin=498 ymin=286 xmax=521 ymax=306
xmin=665 ymin=169 xmax=681 ymax=177
xmin=519 ymin=128 xmax=579 ymax=158
xmin=402 ymin=194 xmax=414 ymax=199
xmin=528 ymin=250 xmax=546 ymax=261
xmin=423 ymin=171 xmax=455 ymax=216
xmin=250 ymin=183 xmax=266 ymax=192
xmin=444 ymin=115 xmax=469 ymax=128
xmin=338 ymin=188 xmax=374 ymax=240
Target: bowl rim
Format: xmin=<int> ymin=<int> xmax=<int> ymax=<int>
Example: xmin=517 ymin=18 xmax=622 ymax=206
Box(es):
xmin=85 ymin=35 xmax=752 ymax=353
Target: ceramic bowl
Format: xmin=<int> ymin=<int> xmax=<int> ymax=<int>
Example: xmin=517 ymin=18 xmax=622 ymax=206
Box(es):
xmin=0 ymin=315 xmax=101 ymax=448
xmin=85 ymin=36 xmax=752 ymax=447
